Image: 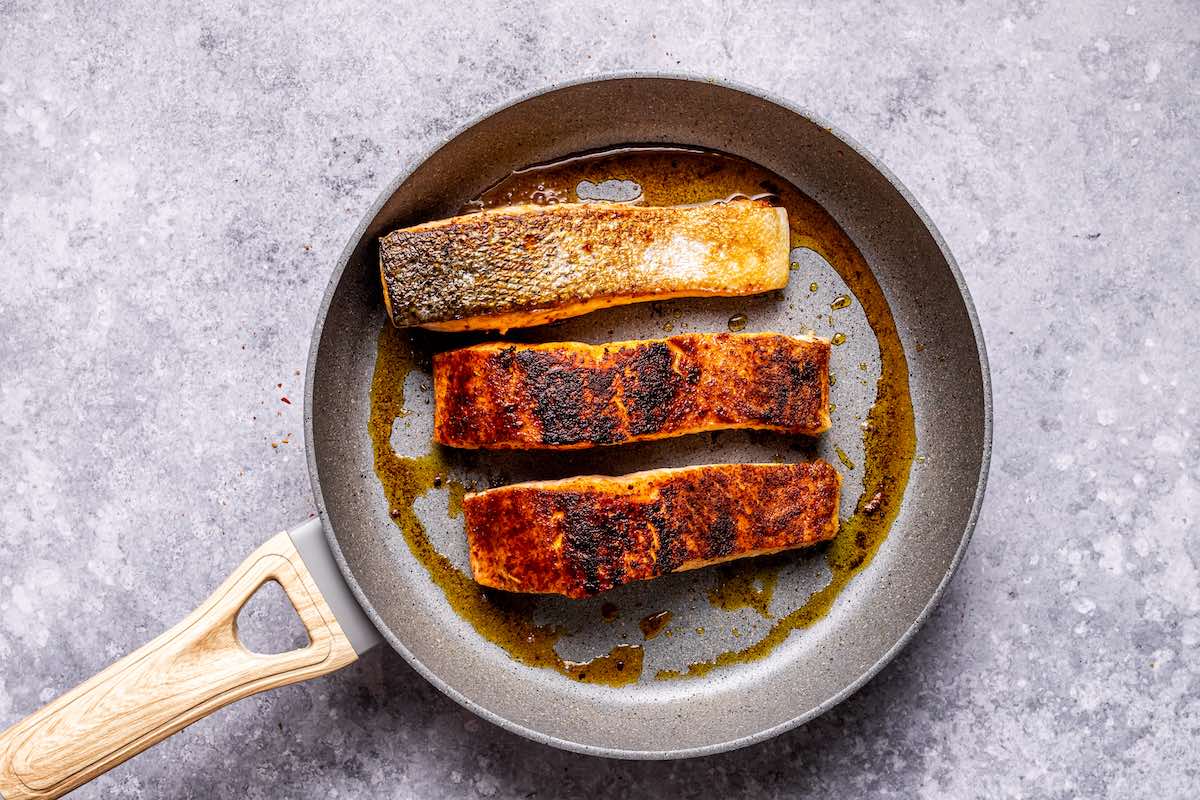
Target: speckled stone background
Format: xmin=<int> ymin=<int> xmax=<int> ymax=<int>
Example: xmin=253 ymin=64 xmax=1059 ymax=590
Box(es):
xmin=2 ymin=1 xmax=1198 ymax=797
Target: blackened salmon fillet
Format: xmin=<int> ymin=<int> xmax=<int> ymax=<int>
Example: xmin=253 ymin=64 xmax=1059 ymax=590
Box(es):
xmin=465 ymin=462 xmax=841 ymax=598
xmin=434 ymin=332 xmax=831 ymax=449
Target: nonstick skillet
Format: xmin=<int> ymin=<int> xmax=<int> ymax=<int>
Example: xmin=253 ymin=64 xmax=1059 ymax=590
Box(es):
xmin=0 ymin=75 xmax=991 ymax=799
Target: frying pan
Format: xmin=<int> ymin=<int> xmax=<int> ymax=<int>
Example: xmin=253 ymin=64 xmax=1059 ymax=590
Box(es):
xmin=0 ymin=74 xmax=990 ymax=798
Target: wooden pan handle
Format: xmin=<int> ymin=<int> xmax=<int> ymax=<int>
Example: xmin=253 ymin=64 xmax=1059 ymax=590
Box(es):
xmin=0 ymin=531 xmax=358 ymax=800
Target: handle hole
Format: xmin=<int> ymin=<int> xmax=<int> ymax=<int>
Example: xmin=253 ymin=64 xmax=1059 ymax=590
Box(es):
xmin=236 ymin=580 xmax=310 ymax=655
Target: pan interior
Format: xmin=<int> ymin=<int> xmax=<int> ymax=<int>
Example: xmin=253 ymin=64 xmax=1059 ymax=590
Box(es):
xmin=308 ymin=77 xmax=988 ymax=757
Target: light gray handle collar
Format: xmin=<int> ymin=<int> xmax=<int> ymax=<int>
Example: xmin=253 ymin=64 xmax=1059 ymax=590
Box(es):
xmin=288 ymin=518 xmax=382 ymax=655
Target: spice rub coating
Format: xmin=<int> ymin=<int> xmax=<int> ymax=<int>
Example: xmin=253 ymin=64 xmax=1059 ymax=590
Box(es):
xmin=379 ymin=200 xmax=791 ymax=331
xmin=434 ymin=332 xmax=831 ymax=449
xmin=465 ymin=462 xmax=842 ymax=598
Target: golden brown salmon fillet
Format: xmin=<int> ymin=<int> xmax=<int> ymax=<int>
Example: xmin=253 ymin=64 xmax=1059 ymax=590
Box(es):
xmin=465 ymin=462 xmax=841 ymax=598
xmin=379 ymin=200 xmax=790 ymax=331
xmin=434 ymin=333 xmax=831 ymax=449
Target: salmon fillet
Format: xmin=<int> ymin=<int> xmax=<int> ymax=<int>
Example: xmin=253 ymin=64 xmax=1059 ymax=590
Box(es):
xmin=379 ymin=200 xmax=790 ymax=331
xmin=434 ymin=333 xmax=831 ymax=449
xmin=465 ymin=462 xmax=841 ymax=598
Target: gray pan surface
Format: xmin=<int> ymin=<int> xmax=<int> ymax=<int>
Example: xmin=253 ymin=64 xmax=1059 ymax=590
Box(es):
xmin=305 ymin=75 xmax=991 ymax=758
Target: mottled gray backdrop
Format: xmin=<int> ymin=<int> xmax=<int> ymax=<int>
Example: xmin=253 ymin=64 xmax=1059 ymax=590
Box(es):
xmin=1 ymin=1 xmax=1197 ymax=798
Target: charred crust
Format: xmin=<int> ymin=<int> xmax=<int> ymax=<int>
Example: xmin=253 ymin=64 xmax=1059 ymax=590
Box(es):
xmin=561 ymin=499 xmax=612 ymax=595
xmin=515 ymin=350 xmax=622 ymax=445
xmin=434 ymin=333 xmax=831 ymax=449
xmin=494 ymin=345 xmax=517 ymax=370
xmin=708 ymin=514 xmax=736 ymax=559
xmin=653 ymin=485 xmax=686 ymax=573
xmin=466 ymin=464 xmax=841 ymax=597
xmin=516 ymin=350 xmax=589 ymax=445
xmin=623 ymin=342 xmax=679 ymax=436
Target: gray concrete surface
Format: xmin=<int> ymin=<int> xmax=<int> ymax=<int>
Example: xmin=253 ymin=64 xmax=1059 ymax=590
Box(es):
xmin=2 ymin=1 xmax=1197 ymax=797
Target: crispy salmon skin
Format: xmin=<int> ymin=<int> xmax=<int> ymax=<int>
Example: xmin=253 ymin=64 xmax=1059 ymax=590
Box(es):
xmin=434 ymin=332 xmax=831 ymax=449
xmin=379 ymin=200 xmax=790 ymax=331
xmin=465 ymin=462 xmax=841 ymax=598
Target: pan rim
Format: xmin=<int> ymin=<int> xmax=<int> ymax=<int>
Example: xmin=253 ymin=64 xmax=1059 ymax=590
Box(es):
xmin=303 ymin=71 xmax=993 ymax=760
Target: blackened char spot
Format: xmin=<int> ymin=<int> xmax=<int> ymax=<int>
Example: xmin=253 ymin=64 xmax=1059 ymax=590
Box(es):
xmin=759 ymin=347 xmax=793 ymax=425
xmin=587 ymin=369 xmax=615 ymax=396
xmin=494 ymin=345 xmax=517 ymax=370
xmin=624 ymin=342 xmax=678 ymax=436
xmin=584 ymin=368 xmax=620 ymax=444
xmin=561 ymin=498 xmax=629 ymax=595
xmin=516 ymin=350 xmax=588 ymax=444
xmin=515 ymin=349 xmax=622 ymax=445
xmin=709 ymin=514 xmax=736 ymax=559
xmin=763 ymin=349 xmax=820 ymax=427
xmin=653 ymin=485 xmax=687 ymax=573
xmin=779 ymin=358 xmax=819 ymax=426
